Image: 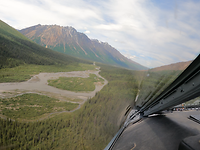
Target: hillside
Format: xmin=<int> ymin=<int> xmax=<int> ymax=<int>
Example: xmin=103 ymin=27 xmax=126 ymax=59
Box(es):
xmin=0 ymin=20 xmax=91 ymax=69
xmin=150 ymin=60 xmax=192 ymax=72
xmin=20 ymin=24 xmax=147 ymax=70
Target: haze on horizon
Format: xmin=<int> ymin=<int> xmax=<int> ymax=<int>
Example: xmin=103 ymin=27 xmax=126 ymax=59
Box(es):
xmin=0 ymin=0 xmax=200 ymax=68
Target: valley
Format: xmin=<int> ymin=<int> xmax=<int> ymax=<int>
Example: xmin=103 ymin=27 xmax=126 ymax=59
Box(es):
xmin=0 ymin=19 xmax=196 ymax=150
xmin=0 ymin=63 xmax=141 ymax=150
xmin=0 ymin=64 xmax=108 ymax=121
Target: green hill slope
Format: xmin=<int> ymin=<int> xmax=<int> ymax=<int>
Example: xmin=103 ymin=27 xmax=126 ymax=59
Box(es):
xmin=0 ymin=20 xmax=91 ymax=69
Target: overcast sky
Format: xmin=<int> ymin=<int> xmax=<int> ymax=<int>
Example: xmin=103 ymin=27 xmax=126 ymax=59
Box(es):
xmin=0 ymin=0 xmax=200 ymax=68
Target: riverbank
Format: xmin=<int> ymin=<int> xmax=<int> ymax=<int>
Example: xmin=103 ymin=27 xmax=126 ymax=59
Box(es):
xmin=0 ymin=67 xmax=108 ymax=121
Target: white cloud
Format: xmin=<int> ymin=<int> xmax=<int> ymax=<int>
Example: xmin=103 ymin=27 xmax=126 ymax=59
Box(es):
xmin=0 ymin=0 xmax=200 ymax=68
xmin=84 ymin=30 xmax=90 ymax=34
xmin=124 ymin=54 xmax=136 ymax=59
xmin=95 ymin=24 xmax=122 ymax=30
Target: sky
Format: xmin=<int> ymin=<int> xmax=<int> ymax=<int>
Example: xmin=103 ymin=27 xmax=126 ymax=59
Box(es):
xmin=0 ymin=0 xmax=200 ymax=68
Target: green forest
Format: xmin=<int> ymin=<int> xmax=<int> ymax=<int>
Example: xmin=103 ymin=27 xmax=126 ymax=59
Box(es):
xmin=0 ymin=64 xmax=141 ymax=150
xmin=0 ymin=93 xmax=79 ymax=120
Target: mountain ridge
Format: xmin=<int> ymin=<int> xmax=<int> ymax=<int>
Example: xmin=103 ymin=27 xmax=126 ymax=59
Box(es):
xmin=150 ymin=60 xmax=192 ymax=72
xmin=20 ymin=24 xmax=148 ymax=70
xmin=0 ymin=20 xmax=91 ymax=69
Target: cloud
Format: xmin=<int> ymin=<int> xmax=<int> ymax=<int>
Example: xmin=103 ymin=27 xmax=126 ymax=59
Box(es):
xmin=99 ymin=0 xmax=200 ymax=67
xmin=124 ymin=54 xmax=136 ymax=59
xmin=0 ymin=0 xmax=200 ymax=68
xmin=95 ymin=24 xmax=122 ymax=30
xmin=0 ymin=0 xmax=102 ymax=29
xmin=84 ymin=30 xmax=90 ymax=34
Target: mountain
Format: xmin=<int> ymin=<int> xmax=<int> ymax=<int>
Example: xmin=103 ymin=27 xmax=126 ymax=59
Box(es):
xmin=0 ymin=20 xmax=90 ymax=69
xmin=150 ymin=60 xmax=192 ymax=72
xmin=20 ymin=24 xmax=147 ymax=70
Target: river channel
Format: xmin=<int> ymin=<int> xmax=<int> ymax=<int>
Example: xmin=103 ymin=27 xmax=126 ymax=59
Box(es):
xmin=0 ymin=68 xmax=108 ymax=118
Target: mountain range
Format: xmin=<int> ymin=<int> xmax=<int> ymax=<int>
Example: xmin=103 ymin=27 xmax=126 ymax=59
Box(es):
xmin=0 ymin=20 xmax=90 ymax=69
xmin=1 ymin=19 xmax=190 ymax=72
xmin=20 ymin=24 xmax=147 ymax=70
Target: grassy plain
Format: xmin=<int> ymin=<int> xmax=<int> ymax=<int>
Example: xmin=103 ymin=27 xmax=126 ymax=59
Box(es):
xmin=0 ymin=63 xmax=96 ymax=83
xmin=48 ymin=74 xmax=104 ymax=92
xmin=0 ymin=94 xmax=78 ymax=120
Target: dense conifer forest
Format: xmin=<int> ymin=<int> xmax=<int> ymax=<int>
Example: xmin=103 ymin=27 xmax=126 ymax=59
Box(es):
xmin=0 ymin=64 xmax=141 ymax=150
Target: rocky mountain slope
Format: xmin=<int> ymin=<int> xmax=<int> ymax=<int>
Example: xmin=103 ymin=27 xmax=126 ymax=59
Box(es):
xmin=20 ymin=24 xmax=147 ymax=70
xmin=0 ymin=20 xmax=90 ymax=69
xmin=150 ymin=60 xmax=192 ymax=71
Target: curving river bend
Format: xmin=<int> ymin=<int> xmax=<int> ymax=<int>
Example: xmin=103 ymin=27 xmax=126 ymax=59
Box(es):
xmin=0 ymin=68 xmax=108 ymax=119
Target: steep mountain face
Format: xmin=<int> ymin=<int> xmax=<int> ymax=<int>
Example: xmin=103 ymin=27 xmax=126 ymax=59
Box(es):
xmin=150 ymin=60 xmax=192 ymax=72
xmin=0 ymin=20 xmax=90 ymax=69
xmin=20 ymin=24 xmax=147 ymax=70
